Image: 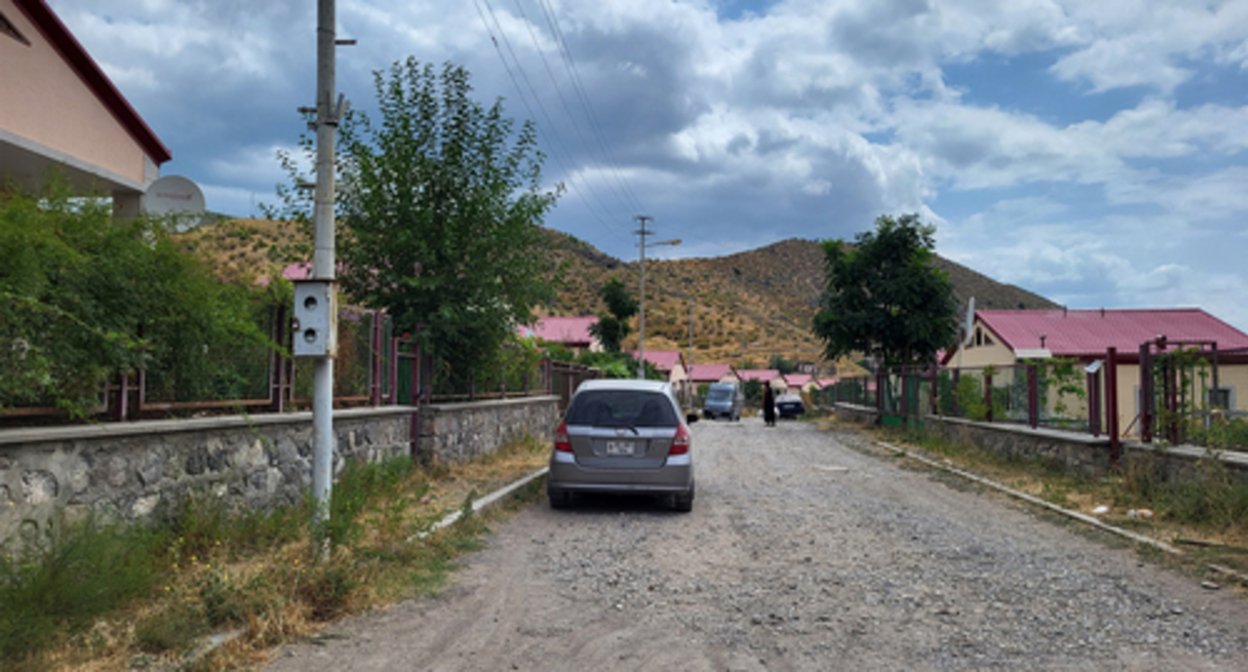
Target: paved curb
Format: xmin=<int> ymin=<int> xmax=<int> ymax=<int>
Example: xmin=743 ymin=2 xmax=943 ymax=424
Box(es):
xmin=410 ymin=467 xmax=550 ymax=541
xmin=874 ymin=440 xmax=1184 ymax=556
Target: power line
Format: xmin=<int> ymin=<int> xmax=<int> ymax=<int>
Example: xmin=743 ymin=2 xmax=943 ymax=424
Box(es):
xmin=473 ymin=0 xmax=634 ymax=242
xmin=533 ymin=0 xmax=647 ymax=214
xmin=510 ymin=0 xmax=636 ymax=216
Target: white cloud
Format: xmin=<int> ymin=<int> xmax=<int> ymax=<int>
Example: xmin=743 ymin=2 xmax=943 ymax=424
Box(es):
xmin=40 ymin=0 xmax=1248 ymax=332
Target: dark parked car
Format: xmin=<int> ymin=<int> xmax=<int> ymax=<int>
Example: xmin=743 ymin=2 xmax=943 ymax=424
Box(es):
xmin=547 ymin=379 xmax=696 ymax=512
xmin=775 ymin=393 xmax=806 ymax=419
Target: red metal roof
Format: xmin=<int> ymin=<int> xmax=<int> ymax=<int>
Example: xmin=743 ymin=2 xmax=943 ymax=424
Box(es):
xmin=975 ymin=309 xmax=1248 ymax=359
xmin=15 ymin=0 xmax=172 ymax=164
xmin=629 ymin=349 xmax=684 ymax=373
xmin=782 ymin=373 xmax=813 ymax=387
xmin=687 ymin=364 xmax=736 ymax=382
xmin=737 ymin=369 xmax=780 ymax=382
xmin=518 ymin=316 xmax=598 ymax=347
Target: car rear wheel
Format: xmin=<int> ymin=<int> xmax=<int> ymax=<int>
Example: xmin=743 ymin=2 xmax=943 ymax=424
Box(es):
xmin=548 ymin=486 xmax=571 ymax=510
xmin=672 ymin=482 xmax=694 ymax=513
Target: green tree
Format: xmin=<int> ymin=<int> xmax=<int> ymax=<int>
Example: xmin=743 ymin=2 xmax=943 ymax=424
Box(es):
xmin=812 ymin=213 xmax=956 ymax=368
xmin=275 ymin=59 xmax=561 ymax=389
xmin=742 ymin=378 xmax=763 ymax=405
xmin=768 ymin=354 xmax=796 ymax=375
xmin=1 ymin=183 xmax=272 ymax=416
xmin=588 ymin=276 xmax=636 ymax=353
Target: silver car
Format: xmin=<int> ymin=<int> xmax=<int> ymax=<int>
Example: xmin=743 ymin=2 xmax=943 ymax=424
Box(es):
xmin=547 ymin=379 xmax=696 ymax=512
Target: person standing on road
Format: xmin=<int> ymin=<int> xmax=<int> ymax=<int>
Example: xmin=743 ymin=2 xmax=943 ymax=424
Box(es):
xmin=763 ymin=384 xmax=776 ymax=427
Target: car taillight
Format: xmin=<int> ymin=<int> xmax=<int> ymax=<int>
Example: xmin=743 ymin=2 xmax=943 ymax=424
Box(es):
xmin=669 ymin=423 xmax=690 ymax=455
xmin=554 ymin=420 xmax=572 ymax=453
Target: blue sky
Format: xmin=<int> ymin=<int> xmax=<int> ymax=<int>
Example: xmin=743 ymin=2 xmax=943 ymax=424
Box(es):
xmin=48 ymin=0 xmax=1248 ymax=330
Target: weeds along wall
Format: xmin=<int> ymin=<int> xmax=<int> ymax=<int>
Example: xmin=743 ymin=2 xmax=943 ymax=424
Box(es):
xmin=0 ymin=396 xmax=559 ymax=550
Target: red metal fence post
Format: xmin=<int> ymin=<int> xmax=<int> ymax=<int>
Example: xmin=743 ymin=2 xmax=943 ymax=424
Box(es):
xmin=930 ymin=363 xmax=938 ymax=416
xmin=388 ymin=329 xmax=399 ymax=405
xmin=1027 ymin=364 xmax=1038 ymax=428
xmin=875 ymin=369 xmax=884 ymax=425
xmin=1106 ymin=347 xmax=1120 ymax=466
xmin=1140 ymin=342 xmax=1153 ymax=443
xmin=984 ymin=370 xmax=994 ymax=423
xmin=1087 ymin=366 xmax=1101 ymax=437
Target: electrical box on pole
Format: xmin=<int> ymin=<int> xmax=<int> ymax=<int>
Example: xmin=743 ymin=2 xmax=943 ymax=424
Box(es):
xmin=292 ymin=280 xmax=338 ymax=357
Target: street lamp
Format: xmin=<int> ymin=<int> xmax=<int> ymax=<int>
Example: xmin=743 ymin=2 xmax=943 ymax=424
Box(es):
xmin=634 ymin=215 xmax=680 ymax=379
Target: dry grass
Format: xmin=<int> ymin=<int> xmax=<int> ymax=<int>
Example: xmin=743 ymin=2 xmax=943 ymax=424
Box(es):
xmin=19 ymin=436 xmax=551 ymax=672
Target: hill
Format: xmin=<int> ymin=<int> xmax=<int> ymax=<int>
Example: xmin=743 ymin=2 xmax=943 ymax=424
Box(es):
xmin=544 ymin=232 xmax=1057 ymax=371
xmin=178 ymin=220 xmax=1058 ymax=375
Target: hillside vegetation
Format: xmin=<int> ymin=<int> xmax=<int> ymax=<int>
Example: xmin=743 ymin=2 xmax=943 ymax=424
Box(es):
xmin=178 ymin=220 xmax=1058 ymax=375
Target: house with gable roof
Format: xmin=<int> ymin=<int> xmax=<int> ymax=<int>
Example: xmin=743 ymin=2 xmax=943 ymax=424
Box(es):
xmin=737 ymin=368 xmax=785 ymax=392
xmin=941 ymin=308 xmax=1248 ymax=436
xmin=780 ymin=372 xmax=816 ymax=395
xmin=686 ymin=364 xmax=739 ymax=388
xmin=517 ymin=316 xmax=602 ymax=355
xmin=1 ymin=0 xmax=171 ymax=211
xmin=629 ymin=349 xmax=689 ymax=394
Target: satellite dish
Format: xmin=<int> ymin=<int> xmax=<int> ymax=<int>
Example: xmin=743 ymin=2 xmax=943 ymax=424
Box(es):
xmin=144 ymin=175 xmax=206 ymax=231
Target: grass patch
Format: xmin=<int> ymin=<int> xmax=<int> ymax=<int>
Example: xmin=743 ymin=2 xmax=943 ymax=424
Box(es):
xmin=1 ymin=433 xmax=549 ymax=671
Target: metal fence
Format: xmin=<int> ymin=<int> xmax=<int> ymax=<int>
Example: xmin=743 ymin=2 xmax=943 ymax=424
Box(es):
xmin=817 ymin=342 xmax=1248 ymax=454
xmin=2 ymin=306 xmax=599 ymax=425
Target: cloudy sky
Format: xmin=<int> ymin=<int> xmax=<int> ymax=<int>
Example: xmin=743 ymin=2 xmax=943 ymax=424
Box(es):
xmin=48 ymin=0 xmax=1248 ymax=329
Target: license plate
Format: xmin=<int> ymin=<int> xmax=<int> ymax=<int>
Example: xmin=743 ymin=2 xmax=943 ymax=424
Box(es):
xmin=605 ymin=441 xmax=635 ymax=456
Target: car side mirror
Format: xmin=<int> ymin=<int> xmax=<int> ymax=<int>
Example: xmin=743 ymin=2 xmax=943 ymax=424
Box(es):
xmin=686 ymin=413 xmax=699 ymax=424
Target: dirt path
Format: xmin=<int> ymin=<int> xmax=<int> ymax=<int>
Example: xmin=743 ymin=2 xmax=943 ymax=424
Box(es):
xmin=266 ymin=418 xmax=1248 ymax=671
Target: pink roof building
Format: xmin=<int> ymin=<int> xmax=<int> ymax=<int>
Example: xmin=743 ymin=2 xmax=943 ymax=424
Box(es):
xmin=943 ymin=308 xmax=1248 ymax=366
xmin=687 ymin=364 xmax=738 ymax=384
xmin=518 ymin=316 xmax=601 ymax=352
xmin=629 ymin=350 xmax=686 ymax=374
xmin=2 ymin=0 xmax=171 ymax=210
xmin=942 ymin=308 xmax=1248 ymax=436
xmin=782 ymin=372 xmax=815 ymax=393
xmin=737 ymin=369 xmax=784 ymax=389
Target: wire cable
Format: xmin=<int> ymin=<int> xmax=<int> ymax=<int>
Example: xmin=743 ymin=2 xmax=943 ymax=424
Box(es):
xmin=474 ymin=0 xmax=635 ymax=242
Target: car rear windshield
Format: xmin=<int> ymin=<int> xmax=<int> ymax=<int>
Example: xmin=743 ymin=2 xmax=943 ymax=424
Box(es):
xmin=566 ymin=390 xmax=678 ymax=428
xmin=706 ymin=388 xmax=733 ymax=401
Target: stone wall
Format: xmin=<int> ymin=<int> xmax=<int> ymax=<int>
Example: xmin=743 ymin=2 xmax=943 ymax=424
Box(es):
xmin=417 ymin=396 xmax=559 ymax=465
xmin=0 ymin=407 xmax=414 ymax=549
xmin=0 ymin=397 xmax=561 ymax=549
xmin=832 ymin=402 xmax=1248 ymax=484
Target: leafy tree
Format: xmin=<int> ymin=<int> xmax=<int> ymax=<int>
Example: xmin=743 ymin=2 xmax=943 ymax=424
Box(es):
xmin=742 ymin=378 xmax=763 ymax=405
xmin=1 ymin=182 xmax=272 ymax=416
xmin=588 ymin=277 xmax=636 ymax=353
xmin=274 ymin=59 xmax=562 ymax=389
xmin=812 ymin=213 xmax=956 ymax=369
xmin=768 ymin=354 xmax=796 ymax=375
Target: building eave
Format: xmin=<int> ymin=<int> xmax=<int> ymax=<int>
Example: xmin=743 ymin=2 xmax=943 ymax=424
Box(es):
xmin=14 ymin=0 xmax=172 ymax=165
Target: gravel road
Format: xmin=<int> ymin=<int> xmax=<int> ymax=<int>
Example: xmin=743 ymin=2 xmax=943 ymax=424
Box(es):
xmin=267 ymin=417 xmax=1248 ymax=671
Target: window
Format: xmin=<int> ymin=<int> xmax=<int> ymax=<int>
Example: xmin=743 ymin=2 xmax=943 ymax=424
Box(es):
xmin=566 ymin=390 xmax=678 ymax=428
xmin=1 ymin=12 xmax=30 ymax=45
xmin=1206 ymin=387 xmax=1236 ymax=410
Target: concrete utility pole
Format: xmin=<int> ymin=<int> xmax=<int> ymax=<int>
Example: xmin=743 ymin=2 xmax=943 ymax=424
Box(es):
xmin=687 ymin=297 xmax=695 ymax=407
xmin=311 ymin=0 xmax=342 ymax=542
xmin=635 ymin=216 xmax=652 ymax=380
xmin=634 ymin=215 xmax=679 ymax=379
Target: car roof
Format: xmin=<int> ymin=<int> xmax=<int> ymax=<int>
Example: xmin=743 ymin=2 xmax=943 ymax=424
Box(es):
xmin=574 ymin=379 xmax=673 ymax=394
